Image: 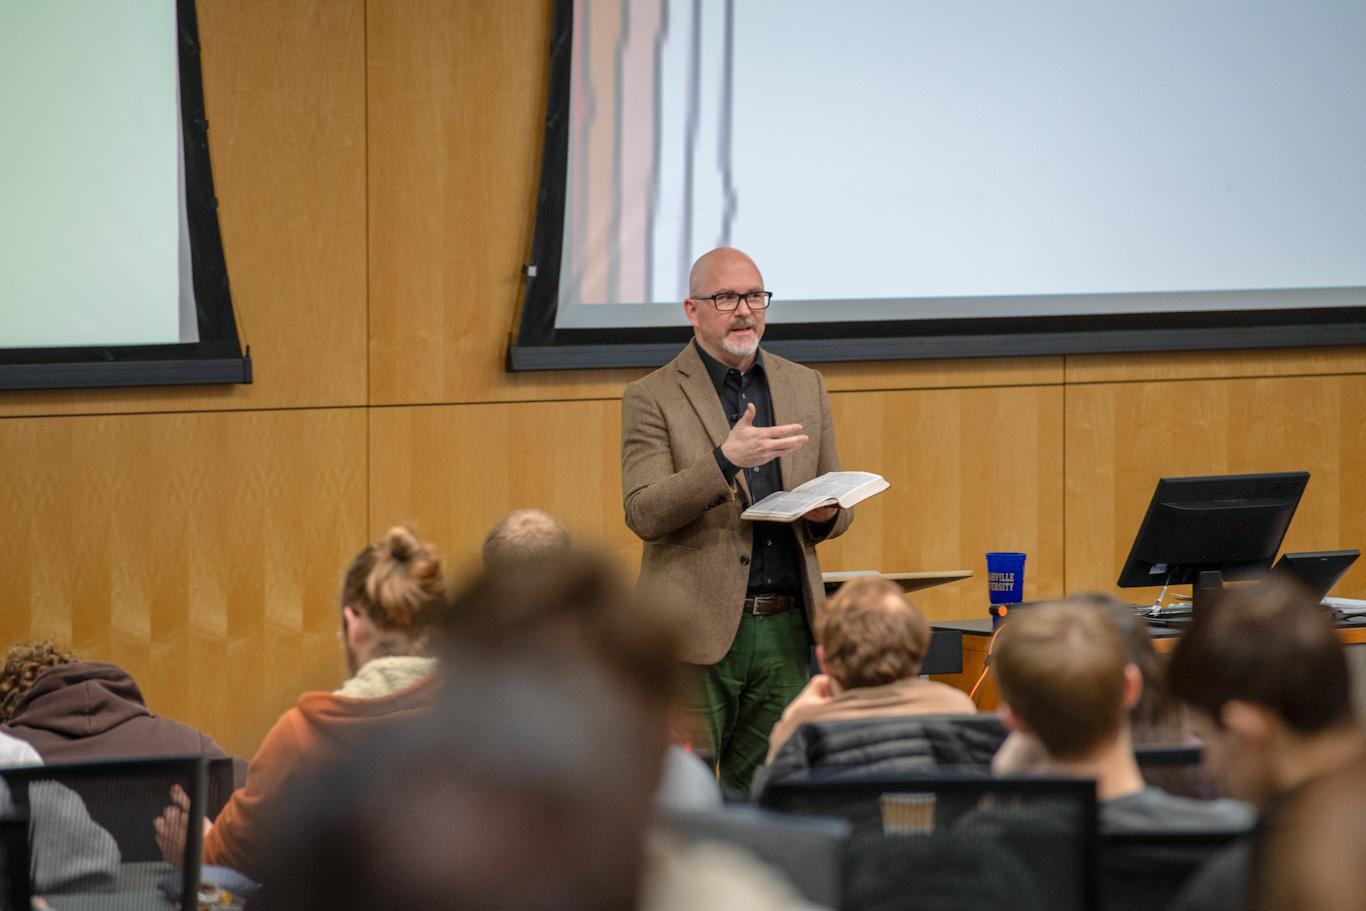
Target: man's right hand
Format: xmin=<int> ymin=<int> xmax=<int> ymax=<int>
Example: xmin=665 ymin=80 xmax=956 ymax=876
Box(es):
xmin=720 ymin=403 xmax=808 ymax=468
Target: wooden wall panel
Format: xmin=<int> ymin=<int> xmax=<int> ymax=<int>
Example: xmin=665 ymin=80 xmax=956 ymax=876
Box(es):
xmin=821 ymin=387 xmax=1066 ymax=622
xmin=0 ymin=0 xmax=368 ymax=419
xmin=1065 ymin=374 xmax=1366 ymax=602
xmin=367 ymin=400 xmax=642 ymax=579
xmin=1066 ymin=346 xmax=1366 ymax=385
xmin=0 ymin=407 xmax=366 ymax=757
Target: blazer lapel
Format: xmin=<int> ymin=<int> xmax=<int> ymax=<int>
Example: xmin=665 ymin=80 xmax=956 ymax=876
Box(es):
xmin=676 ymin=345 xmax=751 ymax=502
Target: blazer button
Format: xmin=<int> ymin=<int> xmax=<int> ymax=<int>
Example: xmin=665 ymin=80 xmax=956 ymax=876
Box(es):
xmin=740 ymin=555 xmax=750 ymax=566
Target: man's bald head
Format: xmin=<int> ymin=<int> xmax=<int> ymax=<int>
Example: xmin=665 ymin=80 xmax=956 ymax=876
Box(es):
xmin=688 ymin=247 xmax=763 ymax=298
xmin=482 ymin=509 xmax=571 ymax=569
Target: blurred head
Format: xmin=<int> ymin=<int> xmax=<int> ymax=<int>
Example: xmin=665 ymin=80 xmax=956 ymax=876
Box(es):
xmin=339 ymin=527 xmax=446 ymax=674
xmin=1167 ymin=577 xmax=1356 ymax=805
xmin=684 ymin=247 xmax=766 ymax=369
xmin=259 ymin=549 xmax=686 ymax=911
xmin=994 ymin=600 xmax=1139 ymax=761
xmin=1252 ymin=752 xmax=1366 ymax=911
xmin=1074 ymin=593 xmax=1182 ymax=739
xmin=816 ymin=577 xmax=931 ymax=690
xmin=0 ymin=640 xmax=79 ymax=723
xmin=481 ymin=509 xmax=571 ymax=569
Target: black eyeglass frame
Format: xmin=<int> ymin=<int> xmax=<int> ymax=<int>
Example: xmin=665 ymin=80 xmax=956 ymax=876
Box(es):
xmin=694 ymin=290 xmax=773 ymax=311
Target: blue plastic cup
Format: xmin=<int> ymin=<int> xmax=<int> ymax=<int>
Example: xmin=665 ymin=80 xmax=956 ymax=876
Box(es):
xmin=986 ymin=552 xmax=1026 ymax=627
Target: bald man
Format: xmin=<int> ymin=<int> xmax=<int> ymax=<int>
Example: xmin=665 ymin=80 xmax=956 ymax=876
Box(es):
xmin=621 ymin=247 xmax=852 ymax=792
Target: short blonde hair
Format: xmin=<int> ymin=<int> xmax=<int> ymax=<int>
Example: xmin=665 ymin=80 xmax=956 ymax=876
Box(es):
xmin=815 ymin=577 xmax=930 ymax=689
xmin=993 ymin=600 xmax=1129 ymax=760
xmin=482 ymin=510 xmax=571 ymax=569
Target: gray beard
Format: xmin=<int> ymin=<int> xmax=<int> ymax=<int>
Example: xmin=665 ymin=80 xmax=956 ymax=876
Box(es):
xmin=722 ymin=335 xmax=758 ymax=360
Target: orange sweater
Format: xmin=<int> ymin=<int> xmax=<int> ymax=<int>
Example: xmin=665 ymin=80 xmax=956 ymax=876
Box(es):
xmin=203 ymin=671 xmax=440 ymax=881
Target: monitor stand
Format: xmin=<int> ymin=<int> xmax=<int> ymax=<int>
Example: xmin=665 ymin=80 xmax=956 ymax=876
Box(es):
xmin=1192 ymin=570 xmax=1225 ymax=615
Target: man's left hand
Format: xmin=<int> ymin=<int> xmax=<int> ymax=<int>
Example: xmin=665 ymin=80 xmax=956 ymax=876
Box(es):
xmin=803 ymin=505 xmax=838 ymax=523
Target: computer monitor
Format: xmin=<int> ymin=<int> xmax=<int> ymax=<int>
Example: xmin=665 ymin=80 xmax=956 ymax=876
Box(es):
xmin=1117 ymin=471 xmax=1309 ymax=593
xmin=1271 ymin=550 xmax=1359 ymax=601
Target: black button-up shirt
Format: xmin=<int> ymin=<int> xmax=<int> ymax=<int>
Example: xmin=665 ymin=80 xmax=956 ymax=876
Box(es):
xmin=694 ymin=341 xmax=803 ymax=597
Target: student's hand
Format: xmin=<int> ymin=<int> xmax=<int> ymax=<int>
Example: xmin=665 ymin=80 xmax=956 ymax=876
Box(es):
xmin=721 ymin=403 xmax=807 ymax=468
xmin=154 ymin=784 xmax=211 ymax=869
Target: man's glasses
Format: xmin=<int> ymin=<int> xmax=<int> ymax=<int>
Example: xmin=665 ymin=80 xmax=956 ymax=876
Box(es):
xmin=695 ymin=290 xmax=773 ymax=311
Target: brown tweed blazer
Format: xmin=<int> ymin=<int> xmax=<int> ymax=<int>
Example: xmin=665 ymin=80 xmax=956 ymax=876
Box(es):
xmin=621 ymin=343 xmax=853 ymax=664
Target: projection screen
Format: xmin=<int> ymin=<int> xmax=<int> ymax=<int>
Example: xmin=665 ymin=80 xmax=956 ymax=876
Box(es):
xmin=511 ymin=0 xmax=1366 ymax=370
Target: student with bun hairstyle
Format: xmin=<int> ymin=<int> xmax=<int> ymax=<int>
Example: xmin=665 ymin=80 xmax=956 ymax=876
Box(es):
xmin=155 ymin=527 xmax=447 ymax=882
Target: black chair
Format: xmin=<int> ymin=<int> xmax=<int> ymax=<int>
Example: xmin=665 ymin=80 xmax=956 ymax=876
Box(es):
xmin=1099 ymin=829 xmax=1243 ymax=911
xmin=761 ymin=775 xmax=1100 ymax=911
xmin=0 ymin=808 xmax=31 ymax=911
xmin=1133 ymin=744 xmax=1217 ymax=800
xmin=657 ymin=805 xmax=851 ymax=909
xmin=1 ymin=756 xmax=206 ymax=909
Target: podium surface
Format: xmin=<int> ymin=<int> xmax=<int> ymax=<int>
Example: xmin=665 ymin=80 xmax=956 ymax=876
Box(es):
xmin=822 ymin=570 xmax=972 ymax=596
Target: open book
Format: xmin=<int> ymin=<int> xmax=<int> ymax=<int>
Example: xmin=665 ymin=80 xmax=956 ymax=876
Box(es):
xmin=741 ymin=471 xmax=889 ymax=522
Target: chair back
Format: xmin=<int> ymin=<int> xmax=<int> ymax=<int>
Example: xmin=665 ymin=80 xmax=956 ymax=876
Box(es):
xmin=657 ymin=805 xmax=851 ymax=909
xmin=762 ymin=774 xmax=1099 ymax=911
xmin=0 ymin=807 xmax=31 ymax=911
xmin=2 ymin=756 xmax=205 ymax=909
xmin=1099 ymin=829 xmax=1243 ymax=911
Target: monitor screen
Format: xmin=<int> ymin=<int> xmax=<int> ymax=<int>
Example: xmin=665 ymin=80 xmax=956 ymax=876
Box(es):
xmin=1117 ymin=471 xmax=1309 ymax=588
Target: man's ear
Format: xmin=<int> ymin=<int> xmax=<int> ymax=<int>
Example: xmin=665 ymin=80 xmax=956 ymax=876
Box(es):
xmin=1219 ymin=699 xmax=1276 ymax=746
xmin=999 ymin=702 xmax=1029 ymax=735
xmin=815 ymin=644 xmax=830 ymax=678
xmin=682 ymin=297 xmax=700 ymax=328
xmin=1121 ymin=663 xmax=1143 ymax=711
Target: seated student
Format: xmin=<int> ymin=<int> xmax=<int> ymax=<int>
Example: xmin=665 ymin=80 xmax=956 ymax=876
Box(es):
xmin=253 ymin=550 xmax=822 ymax=911
xmin=481 ymin=507 xmax=572 ymax=568
xmin=154 ymin=526 xmax=447 ymax=883
xmin=765 ymin=576 xmax=976 ymax=763
xmin=992 ymin=599 xmax=1252 ymax=834
xmin=1165 ymin=578 xmax=1366 ymax=911
xmin=1250 ymin=751 xmax=1366 ymax=911
xmin=0 ymin=640 xmax=233 ymax=766
xmin=993 ymin=593 xmax=1217 ymax=797
xmin=0 ymin=730 xmax=120 ymax=894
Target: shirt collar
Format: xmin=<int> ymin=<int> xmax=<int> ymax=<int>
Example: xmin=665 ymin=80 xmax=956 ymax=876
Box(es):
xmin=693 ymin=339 xmax=763 ymax=395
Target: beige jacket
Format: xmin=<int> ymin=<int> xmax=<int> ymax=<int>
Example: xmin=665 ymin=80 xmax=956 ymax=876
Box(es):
xmin=621 ymin=343 xmax=852 ymax=664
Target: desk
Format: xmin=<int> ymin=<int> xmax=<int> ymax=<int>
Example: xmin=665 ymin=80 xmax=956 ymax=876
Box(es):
xmin=930 ymin=618 xmax=1366 ymax=712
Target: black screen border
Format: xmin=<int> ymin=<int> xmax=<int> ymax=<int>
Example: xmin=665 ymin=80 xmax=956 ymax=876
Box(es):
xmin=0 ymin=0 xmax=251 ymax=392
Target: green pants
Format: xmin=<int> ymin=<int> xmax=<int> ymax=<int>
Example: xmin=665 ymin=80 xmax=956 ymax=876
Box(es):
xmin=688 ymin=609 xmax=812 ymax=795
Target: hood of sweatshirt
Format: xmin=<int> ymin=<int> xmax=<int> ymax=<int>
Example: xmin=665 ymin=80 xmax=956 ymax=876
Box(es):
xmin=7 ymin=662 xmax=151 ymax=738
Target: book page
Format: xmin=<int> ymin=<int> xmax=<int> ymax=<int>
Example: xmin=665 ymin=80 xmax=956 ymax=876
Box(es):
xmin=743 ymin=490 xmax=834 ymax=518
xmin=789 ymin=471 xmax=881 ymax=499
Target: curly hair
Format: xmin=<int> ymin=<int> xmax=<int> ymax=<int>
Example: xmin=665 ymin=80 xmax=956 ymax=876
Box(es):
xmin=0 ymin=640 xmax=78 ymax=723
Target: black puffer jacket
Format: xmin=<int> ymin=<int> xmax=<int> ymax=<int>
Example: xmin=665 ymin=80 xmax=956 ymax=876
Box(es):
xmin=752 ymin=713 xmax=1007 ymax=798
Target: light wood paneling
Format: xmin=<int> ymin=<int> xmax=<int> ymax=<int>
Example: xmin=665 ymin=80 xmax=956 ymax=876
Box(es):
xmin=0 ymin=0 xmax=368 ymax=418
xmin=821 ymin=387 xmax=1066 ymax=622
xmin=367 ymin=0 xmax=637 ymax=406
xmin=1065 ymin=374 xmax=1366 ymax=602
xmin=0 ymin=407 xmax=365 ymax=757
xmin=367 ymin=400 xmax=643 ymax=579
xmin=1065 ymin=346 xmax=1366 ymax=385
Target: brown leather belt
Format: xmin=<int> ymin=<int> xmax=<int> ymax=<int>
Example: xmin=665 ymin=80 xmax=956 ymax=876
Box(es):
xmin=741 ymin=594 xmax=797 ymax=616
